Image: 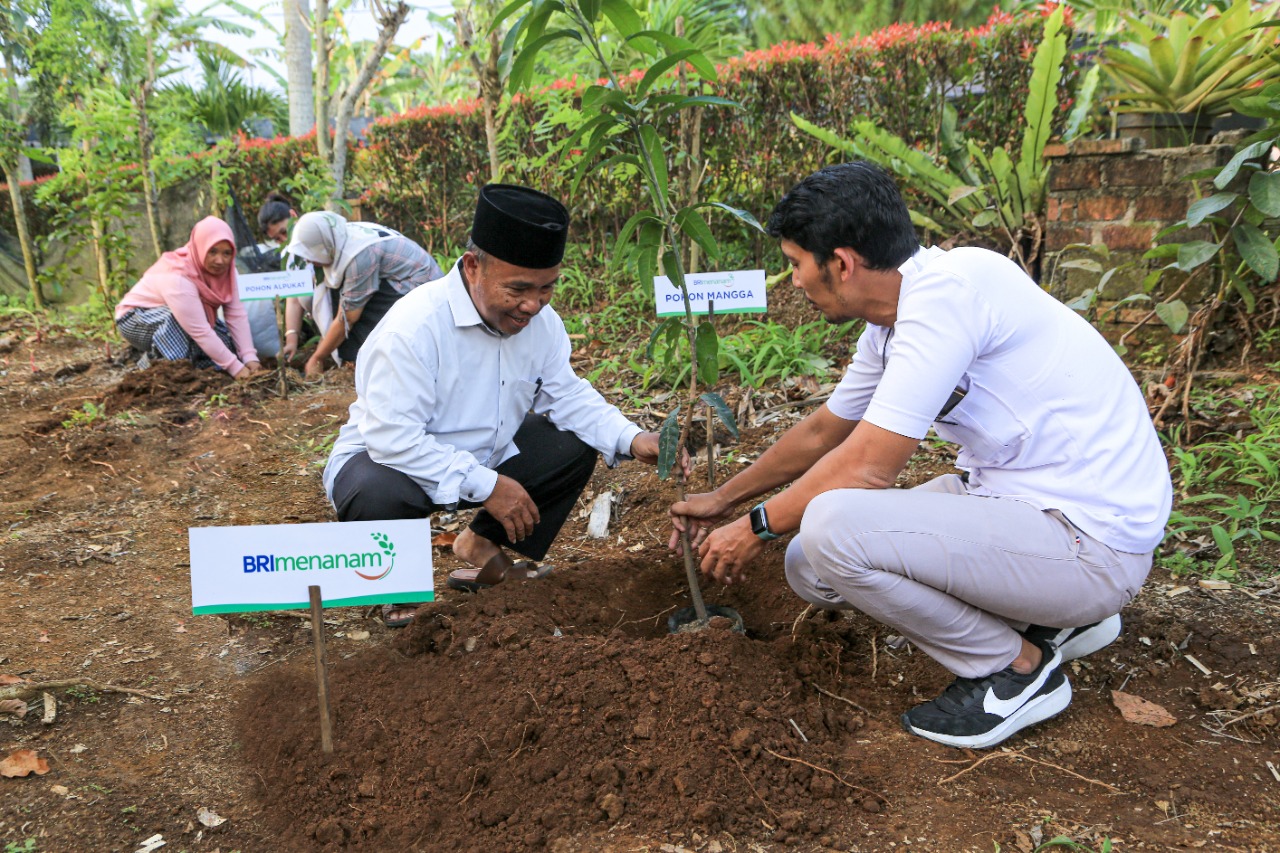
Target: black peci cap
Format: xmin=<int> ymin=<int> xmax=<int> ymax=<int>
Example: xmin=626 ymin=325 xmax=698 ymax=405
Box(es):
xmin=470 ymin=184 xmax=570 ymax=269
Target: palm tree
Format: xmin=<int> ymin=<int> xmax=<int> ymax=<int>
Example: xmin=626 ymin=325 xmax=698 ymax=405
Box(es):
xmin=162 ymin=49 xmax=287 ymax=139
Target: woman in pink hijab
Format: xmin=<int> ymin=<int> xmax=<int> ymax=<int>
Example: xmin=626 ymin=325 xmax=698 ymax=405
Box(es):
xmin=115 ymin=217 xmax=261 ymax=378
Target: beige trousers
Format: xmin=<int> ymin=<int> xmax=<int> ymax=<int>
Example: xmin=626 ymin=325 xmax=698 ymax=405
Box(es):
xmin=784 ymin=474 xmax=1152 ymax=678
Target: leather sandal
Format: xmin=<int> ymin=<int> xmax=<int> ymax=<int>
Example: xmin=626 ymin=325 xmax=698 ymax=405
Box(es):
xmin=446 ymin=557 xmax=553 ymax=593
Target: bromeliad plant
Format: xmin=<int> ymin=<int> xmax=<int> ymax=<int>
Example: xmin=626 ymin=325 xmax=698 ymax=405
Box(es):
xmin=1100 ymin=0 xmax=1280 ymax=117
xmin=495 ymin=0 xmax=759 ymax=626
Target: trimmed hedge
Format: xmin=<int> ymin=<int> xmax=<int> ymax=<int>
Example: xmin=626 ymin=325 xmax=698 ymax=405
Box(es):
xmin=2 ymin=10 xmax=1076 ymax=282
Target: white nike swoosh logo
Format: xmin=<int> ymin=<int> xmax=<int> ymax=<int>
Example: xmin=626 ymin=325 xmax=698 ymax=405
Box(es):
xmin=982 ymin=650 xmax=1059 ymax=717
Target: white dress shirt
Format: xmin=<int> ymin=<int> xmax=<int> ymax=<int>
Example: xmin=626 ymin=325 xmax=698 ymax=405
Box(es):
xmin=827 ymin=246 xmax=1172 ymax=554
xmin=324 ymin=259 xmax=642 ymax=507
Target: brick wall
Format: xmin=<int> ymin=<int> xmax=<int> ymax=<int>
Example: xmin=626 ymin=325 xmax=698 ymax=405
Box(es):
xmin=1043 ymin=137 xmax=1237 ymax=302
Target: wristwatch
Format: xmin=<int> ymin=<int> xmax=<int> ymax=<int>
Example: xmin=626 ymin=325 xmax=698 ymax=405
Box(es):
xmin=750 ymin=503 xmax=779 ymax=541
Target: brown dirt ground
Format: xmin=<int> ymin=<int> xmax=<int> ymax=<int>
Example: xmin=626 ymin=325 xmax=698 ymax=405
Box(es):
xmin=0 ymin=314 xmax=1277 ymax=853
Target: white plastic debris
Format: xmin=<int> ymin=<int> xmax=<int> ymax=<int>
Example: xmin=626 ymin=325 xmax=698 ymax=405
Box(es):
xmin=587 ymin=491 xmax=614 ymax=539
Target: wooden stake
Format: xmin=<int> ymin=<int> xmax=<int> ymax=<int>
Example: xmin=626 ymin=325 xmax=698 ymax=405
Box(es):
xmin=274 ymin=296 xmax=288 ymax=399
xmin=309 ymin=585 xmax=334 ymax=753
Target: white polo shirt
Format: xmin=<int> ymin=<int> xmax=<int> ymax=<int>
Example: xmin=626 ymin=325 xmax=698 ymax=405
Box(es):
xmin=827 ymin=246 xmax=1173 ymax=553
xmin=324 ymin=259 xmax=642 ymax=507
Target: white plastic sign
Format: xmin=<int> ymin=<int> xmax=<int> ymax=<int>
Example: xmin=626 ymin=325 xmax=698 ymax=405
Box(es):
xmin=653 ymin=269 xmax=767 ymax=317
xmin=189 ymin=519 xmax=433 ymax=614
xmin=237 ymin=267 xmax=314 ymax=301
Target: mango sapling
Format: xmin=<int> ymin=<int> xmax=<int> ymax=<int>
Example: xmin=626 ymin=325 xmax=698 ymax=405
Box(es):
xmin=498 ymin=0 xmax=759 ymax=629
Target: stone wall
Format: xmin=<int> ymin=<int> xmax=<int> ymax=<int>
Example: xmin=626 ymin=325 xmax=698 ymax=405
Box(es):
xmin=1043 ymin=136 xmax=1238 ymax=304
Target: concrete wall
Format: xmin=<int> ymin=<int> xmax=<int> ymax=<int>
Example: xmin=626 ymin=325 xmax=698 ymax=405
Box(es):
xmin=2 ymin=175 xmax=218 ymax=306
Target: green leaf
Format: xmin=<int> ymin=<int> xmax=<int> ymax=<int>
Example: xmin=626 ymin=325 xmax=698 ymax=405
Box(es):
xmin=1210 ymin=524 xmax=1234 ymax=561
xmin=1232 ymin=223 xmax=1280 ymax=281
xmin=600 ymin=0 xmax=644 ymax=38
xmin=658 ymin=95 xmax=739 ymax=111
xmin=1186 ymin=192 xmax=1237 ymax=227
xmin=626 ymin=30 xmax=716 ymax=80
xmin=509 ymin=29 xmax=582 ymax=94
xmin=646 ymin=316 xmax=682 ymax=359
xmin=1214 ymin=140 xmax=1272 ymax=190
xmin=1154 ymin=299 xmax=1189 ymax=334
xmin=638 ymin=125 xmax=669 ymax=211
xmin=1020 ymin=5 xmax=1066 ymax=176
xmin=675 ymin=207 xmax=720 ymax=261
xmin=972 ymin=210 xmax=998 ymax=228
xmin=490 ymin=0 xmax=534 ymax=29
xmin=706 ymin=202 xmax=765 ymax=233
xmin=581 ymin=84 xmax=624 ymax=111
xmin=636 ymin=49 xmax=700 ymax=97
xmin=657 ymin=406 xmax=681 ymax=480
xmin=696 ymin=321 xmax=719 ymax=386
xmin=1175 ymin=240 xmax=1220 ymax=271
xmin=662 ymin=248 xmax=686 ymax=292
xmin=1248 ymin=169 xmax=1280 ymax=217
xmin=699 ymin=392 xmax=739 ymax=440
xmin=579 ymin=0 xmax=601 ymax=22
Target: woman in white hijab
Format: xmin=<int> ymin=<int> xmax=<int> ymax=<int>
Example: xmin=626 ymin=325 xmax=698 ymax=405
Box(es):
xmin=285 ymin=212 xmax=444 ymax=378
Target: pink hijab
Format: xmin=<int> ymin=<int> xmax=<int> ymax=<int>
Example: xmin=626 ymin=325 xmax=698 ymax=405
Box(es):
xmin=141 ymin=217 xmax=238 ymax=325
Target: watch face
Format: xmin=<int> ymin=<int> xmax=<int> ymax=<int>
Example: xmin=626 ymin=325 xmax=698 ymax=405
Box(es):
xmin=750 ymin=505 xmax=767 ymax=535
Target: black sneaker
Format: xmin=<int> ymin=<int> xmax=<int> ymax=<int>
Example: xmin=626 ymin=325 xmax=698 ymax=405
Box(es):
xmin=1023 ymin=614 xmax=1121 ymax=662
xmin=901 ymin=638 xmax=1071 ymax=749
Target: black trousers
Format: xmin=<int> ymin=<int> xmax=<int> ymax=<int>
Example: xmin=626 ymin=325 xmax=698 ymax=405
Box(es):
xmin=331 ymin=414 xmax=597 ymax=561
xmin=334 ymin=280 xmax=403 ymax=364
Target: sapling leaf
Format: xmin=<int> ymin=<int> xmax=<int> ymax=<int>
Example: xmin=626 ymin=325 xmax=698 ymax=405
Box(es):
xmin=579 ymin=0 xmax=601 ymax=22
xmin=1232 ymin=223 xmax=1279 ymax=282
xmin=1155 ymin=299 xmax=1190 ymax=334
xmin=699 ymin=392 xmax=739 ymax=440
xmin=625 ymin=30 xmax=715 ymax=79
xmin=695 ymin=322 xmax=719 ymax=385
xmin=662 ymin=248 xmax=686 ymax=292
xmin=639 ymin=125 xmax=669 ymax=210
xmin=581 ymin=84 xmax=622 ymax=111
xmin=612 ymin=210 xmax=663 ymax=266
xmin=706 ymin=202 xmax=765 ymax=233
xmin=637 ymin=49 xmax=700 ymax=97
xmin=1248 ymin=170 xmax=1280 ymax=217
xmin=675 ymin=207 xmax=720 ymax=260
xmin=1186 ymin=192 xmax=1237 ymax=227
xmin=600 ymin=0 xmax=643 ymax=38
xmin=491 ymin=0 xmax=535 ymax=30
xmin=972 ymin=209 xmax=999 ymax=228
xmin=646 ymin=316 xmax=682 ymax=359
xmin=657 ymin=407 xmax=681 ymax=480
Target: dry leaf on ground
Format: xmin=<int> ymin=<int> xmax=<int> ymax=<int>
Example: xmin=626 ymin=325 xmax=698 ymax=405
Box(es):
xmin=1112 ymin=690 xmax=1177 ymax=727
xmin=0 ymin=748 xmax=50 ymax=777
xmin=431 ymin=532 xmax=458 ymax=547
xmin=0 ymin=699 xmax=27 ymax=717
xmin=197 ymin=806 xmax=226 ymax=828
xmin=0 ymin=675 xmax=27 ymax=686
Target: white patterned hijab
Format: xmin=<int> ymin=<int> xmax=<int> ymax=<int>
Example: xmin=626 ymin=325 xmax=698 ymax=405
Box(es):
xmin=284 ymin=212 xmax=401 ymax=290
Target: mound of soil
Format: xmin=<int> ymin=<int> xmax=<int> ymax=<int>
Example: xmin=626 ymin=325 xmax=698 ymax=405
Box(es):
xmin=238 ymin=537 xmax=1280 ymax=852
xmin=239 ymin=552 xmax=896 ymax=851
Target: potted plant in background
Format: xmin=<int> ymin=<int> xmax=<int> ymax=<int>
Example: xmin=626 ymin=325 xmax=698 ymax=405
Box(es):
xmin=1100 ymin=0 xmax=1280 ymax=147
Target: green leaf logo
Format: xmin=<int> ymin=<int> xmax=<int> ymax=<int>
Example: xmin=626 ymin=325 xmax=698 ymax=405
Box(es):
xmin=356 ymin=532 xmax=396 ymax=580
